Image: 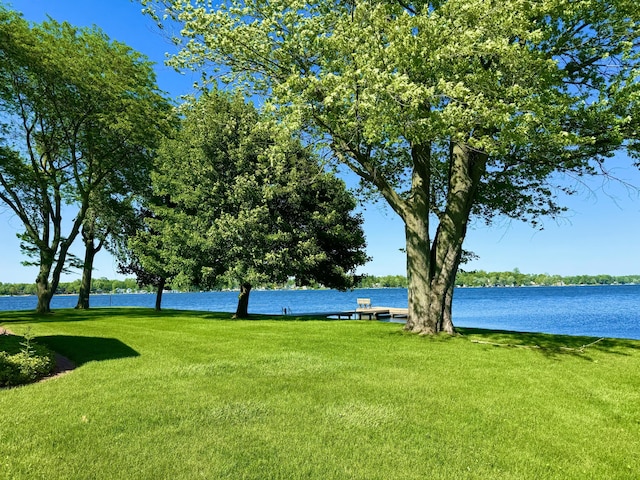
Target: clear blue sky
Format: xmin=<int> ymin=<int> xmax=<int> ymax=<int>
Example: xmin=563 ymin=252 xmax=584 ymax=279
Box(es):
xmin=1 ymin=0 xmax=640 ymax=284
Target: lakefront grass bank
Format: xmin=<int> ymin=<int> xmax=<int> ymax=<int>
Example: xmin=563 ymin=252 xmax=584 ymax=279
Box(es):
xmin=1 ymin=308 xmax=639 ymax=479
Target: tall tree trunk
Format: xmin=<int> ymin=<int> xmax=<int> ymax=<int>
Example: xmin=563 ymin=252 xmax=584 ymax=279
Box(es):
xmin=34 ymin=245 xmax=56 ymax=314
xmin=155 ymin=277 xmax=166 ymax=311
xmin=442 ymin=279 xmax=455 ymax=334
xmin=233 ymin=282 xmax=252 ymax=318
xmin=426 ymin=142 xmax=486 ymax=334
xmin=29 ymin=189 xmax=89 ymax=314
xmin=344 ymin=137 xmax=481 ymax=336
xmin=402 ymin=142 xmax=433 ymax=333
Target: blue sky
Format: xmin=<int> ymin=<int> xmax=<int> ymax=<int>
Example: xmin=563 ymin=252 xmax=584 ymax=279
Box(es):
xmin=1 ymin=0 xmax=639 ymax=284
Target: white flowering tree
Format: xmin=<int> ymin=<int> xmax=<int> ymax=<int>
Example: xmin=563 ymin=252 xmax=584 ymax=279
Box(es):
xmin=141 ymin=0 xmax=640 ymax=334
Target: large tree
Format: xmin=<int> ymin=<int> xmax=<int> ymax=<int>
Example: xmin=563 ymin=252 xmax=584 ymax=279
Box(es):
xmin=115 ymin=198 xmax=174 ymax=312
xmin=142 ymin=0 xmax=640 ymax=333
xmin=142 ymin=90 xmax=368 ymax=316
xmin=0 ymin=7 xmax=171 ymax=312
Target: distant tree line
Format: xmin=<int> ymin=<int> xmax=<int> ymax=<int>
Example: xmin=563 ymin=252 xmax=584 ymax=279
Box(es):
xmin=2 ymin=270 xmax=639 ymax=297
xmin=357 ymin=276 xmax=409 ymax=288
xmin=0 ymin=278 xmax=145 ymax=296
xmin=357 ymin=271 xmax=640 ymax=289
xmin=454 ymin=270 xmax=640 ymax=287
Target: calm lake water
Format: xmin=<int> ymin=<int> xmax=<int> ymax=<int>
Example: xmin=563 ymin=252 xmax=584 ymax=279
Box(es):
xmin=1 ymin=285 xmax=639 ymax=340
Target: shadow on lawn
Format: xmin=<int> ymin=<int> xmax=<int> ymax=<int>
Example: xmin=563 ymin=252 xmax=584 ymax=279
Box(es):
xmin=0 ymin=308 xmax=348 ymax=325
xmin=34 ymin=335 xmax=139 ymax=366
xmin=0 ymin=307 xmax=180 ymax=325
xmin=456 ymin=326 xmax=640 ymax=360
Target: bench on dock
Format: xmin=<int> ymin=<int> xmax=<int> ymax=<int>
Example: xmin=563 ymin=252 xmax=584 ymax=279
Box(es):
xmin=356 ymin=298 xmax=371 ymax=309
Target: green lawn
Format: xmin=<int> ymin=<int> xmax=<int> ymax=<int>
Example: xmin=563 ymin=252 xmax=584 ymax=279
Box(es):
xmin=1 ymin=308 xmax=639 ymax=479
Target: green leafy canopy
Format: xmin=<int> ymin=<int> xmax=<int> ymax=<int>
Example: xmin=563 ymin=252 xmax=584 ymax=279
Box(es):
xmin=141 ymin=0 xmax=640 ymax=222
xmin=138 ymin=90 xmax=368 ymax=295
xmin=0 ymin=5 xmax=173 ymax=311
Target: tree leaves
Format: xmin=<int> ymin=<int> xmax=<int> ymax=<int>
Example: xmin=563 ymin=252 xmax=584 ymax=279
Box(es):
xmin=0 ymin=6 xmax=172 ymax=311
xmin=144 ymin=90 xmax=368 ymax=294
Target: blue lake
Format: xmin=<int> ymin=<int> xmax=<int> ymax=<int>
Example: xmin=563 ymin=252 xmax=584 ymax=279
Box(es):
xmin=1 ymin=284 xmax=639 ymax=340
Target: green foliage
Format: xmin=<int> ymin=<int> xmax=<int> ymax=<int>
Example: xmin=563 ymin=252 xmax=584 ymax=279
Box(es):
xmin=142 ymin=0 xmax=640 ymax=219
xmin=0 ymin=351 xmax=54 ymax=387
xmin=358 ymin=275 xmax=409 ymax=288
xmin=0 ymin=332 xmax=55 ymax=387
xmin=358 ymin=272 xmax=640 ymax=288
xmin=455 ymin=270 xmax=640 ymax=287
xmin=0 ymin=278 xmax=145 ymax=296
xmin=140 ymin=90 xmax=368 ymax=298
xmin=0 ymin=6 xmax=172 ymax=312
xmin=0 ymin=271 xmax=636 ymax=296
xmin=141 ymin=0 xmax=640 ymax=332
xmin=1 ymin=308 xmax=639 ymax=477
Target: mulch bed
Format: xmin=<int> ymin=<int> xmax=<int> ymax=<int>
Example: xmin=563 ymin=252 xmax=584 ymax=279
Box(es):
xmin=51 ymin=352 xmax=76 ymax=376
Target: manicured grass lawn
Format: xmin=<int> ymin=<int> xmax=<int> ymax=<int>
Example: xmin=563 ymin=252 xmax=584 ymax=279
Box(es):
xmin=1 ymin=308 xmax=639 ymax=479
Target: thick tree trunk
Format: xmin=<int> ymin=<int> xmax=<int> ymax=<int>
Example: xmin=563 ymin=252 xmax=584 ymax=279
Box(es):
xmin=35 ymin=273 xmax=54 ymax=314
xmin=442 ymin=279 xmax=455 ymax=334
xmin=404 ymin=142 xmax=485 ymax=335
xmin=426 ymin=143 xmax=486 ymax=334
xmin=345 ymin=136 xmax=482 ymax=335
xmin=31 ymin=193 xmax=89 ymax=315
xmin=427 ymin=245 xmax=464 ymax=335
xmin=402 ymin=142 xmax=433 ymax=333
xmin=426 ymin=265 xmax=460 ymax=334
xmin=35 ymin=253 xmax=54 ymax=314
xmin=233 ymin=282 xmax=252 ymax=318
xmin=75 ymin=224 xmax=105 ymax=310
xmin=155 ymin=277 xmax=166 ymax=311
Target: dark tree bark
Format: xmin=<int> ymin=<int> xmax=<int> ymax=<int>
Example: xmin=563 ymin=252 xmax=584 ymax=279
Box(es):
xmin=233 ymin=282 xmax=252 ymax=318
xmin=155 ymin=277 xmax=166 ymax=311
xmin=376 ymin=141 xmax=434 ymax=334
xmin=75 ymin=245 xmax=94 ymax=310
xmin=404 ymin=211 xmax=433 ymax=333
xmin=75 ymin=226 xmax=105 ymax=309
xmin=35 ymin=233 xmax=79 ymax=314
xmin=33 ymin=198 xmax=89 ymax=314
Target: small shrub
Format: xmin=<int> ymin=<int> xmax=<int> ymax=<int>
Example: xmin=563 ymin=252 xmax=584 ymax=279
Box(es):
xmin=0 ymin=334 xmax=56 ymax=388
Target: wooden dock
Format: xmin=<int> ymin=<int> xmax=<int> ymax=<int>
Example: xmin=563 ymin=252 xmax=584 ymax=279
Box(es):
xmin=290 ymin=298 xmax=407 ymax=321
xmin=327 ymin=307 xmax=408 ymax=320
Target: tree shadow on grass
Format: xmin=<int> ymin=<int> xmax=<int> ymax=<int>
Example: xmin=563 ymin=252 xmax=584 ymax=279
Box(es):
xmin=0 ymin=308 xmax=346 ymax=325
xmin=456 ymin=326 xmax=640 ymax=360
xmin=0 ymin=307 xmax=186 ymax=325
xmin=34 ymin=335 xmax=139 ymax=366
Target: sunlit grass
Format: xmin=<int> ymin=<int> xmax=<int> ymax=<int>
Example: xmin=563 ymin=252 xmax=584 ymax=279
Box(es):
xmin=1 ymin=308 xmax=639 ymax=479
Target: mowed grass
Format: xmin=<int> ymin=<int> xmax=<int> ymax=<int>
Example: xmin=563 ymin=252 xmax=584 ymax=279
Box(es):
xmin=1 ymin=308 xmax=639 ymax=479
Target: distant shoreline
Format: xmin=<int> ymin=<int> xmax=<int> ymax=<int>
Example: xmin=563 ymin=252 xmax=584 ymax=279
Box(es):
xmin=1 ymin=281 xmax=638 ymax=298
